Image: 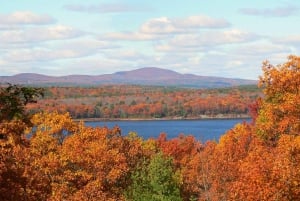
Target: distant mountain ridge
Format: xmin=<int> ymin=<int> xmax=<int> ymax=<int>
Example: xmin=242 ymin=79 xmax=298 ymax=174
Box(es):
xmin=0 ymin=67 xmax=257 ymax=88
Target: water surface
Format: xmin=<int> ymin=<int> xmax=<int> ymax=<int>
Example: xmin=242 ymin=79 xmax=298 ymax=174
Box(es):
xmin=85 ymin=118 xmax=250 ymax=142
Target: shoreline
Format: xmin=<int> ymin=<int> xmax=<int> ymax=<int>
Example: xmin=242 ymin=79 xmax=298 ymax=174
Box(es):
xmin=74 ymin=114 xmax=251 ymax=122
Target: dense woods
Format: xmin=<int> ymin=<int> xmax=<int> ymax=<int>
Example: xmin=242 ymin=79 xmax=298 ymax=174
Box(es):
xmin=0 ymin=55 xmax=300 ymax=200
xmin=26 ymin=85 xmax=260 ymax=119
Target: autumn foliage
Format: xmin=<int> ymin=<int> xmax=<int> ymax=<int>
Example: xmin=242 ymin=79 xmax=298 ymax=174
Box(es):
xmin=26 ymin=84 xmax=260 ymax=119
xmin=1 ymin=55 xmax=300 ymax=200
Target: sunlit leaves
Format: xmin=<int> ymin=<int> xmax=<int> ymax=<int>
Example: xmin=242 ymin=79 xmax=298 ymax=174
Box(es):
xmin=26 ymin=85 xmax=259 ymax=119
xmin=257 ymin=55 xmax=300 ymax=142
xmin=1 ymin=55 xmax=300 ymax=200
xmin=156 ymin=133 xmax=203 ymax=200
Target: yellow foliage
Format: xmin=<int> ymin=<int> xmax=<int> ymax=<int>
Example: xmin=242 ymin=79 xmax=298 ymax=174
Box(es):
xmin=257 ymin=55 xmax=300 ymax=142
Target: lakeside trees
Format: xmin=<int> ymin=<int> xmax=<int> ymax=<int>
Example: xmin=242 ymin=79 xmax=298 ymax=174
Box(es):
xmin=0 ymin=56 xmax=299 ymax=200
xmin=25 ymin=85 xmax=260 ymax=119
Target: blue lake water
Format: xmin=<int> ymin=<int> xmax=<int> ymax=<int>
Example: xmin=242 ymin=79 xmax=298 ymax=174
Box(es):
xmin=85 ymin=118 xmax=250 ymax=142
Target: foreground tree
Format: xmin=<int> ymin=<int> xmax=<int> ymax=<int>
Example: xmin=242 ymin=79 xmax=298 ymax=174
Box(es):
xmin=156 ymin=134 xmax=203 ymax=200
xmin=125 ymin=152 xmax=182 ymax=201
xmin=256 ymin=55 xmax=300 ymax=143
xmin=1 ymin=55 xmax=300 ymax=200
xmin=192 ymin=55 xmax=300 ymax=200
xmin=212 ymin=55 xmax=300 ymax=200
xmin=0 ymin=84 xmax=44 ymax=123
xmin=0 ymin=84 xmax=44 ymax=200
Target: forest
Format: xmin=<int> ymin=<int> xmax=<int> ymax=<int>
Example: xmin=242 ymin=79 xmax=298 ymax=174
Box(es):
xmin=0 ymin=55 xmax=299 ymax=201
xmin=26 ymin=84 xmax=260 ymax=119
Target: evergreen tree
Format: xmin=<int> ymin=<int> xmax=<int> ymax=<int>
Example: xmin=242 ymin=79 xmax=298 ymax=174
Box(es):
xmin=125 ymin=152 xmax=182 ymax=201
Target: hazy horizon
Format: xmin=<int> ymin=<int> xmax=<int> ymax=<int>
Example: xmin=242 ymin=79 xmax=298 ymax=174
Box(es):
xmin=1 ymin=0 xmax=299 ymax=79
xmin=2 ymin=67 xmax=258 ymax=80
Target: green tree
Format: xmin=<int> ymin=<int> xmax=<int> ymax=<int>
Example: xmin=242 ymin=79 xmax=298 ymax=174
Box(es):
xmin=125 ymin=153 xmax=182 ymax=201
xmin=0 ymin=84 xmax=44 ymax=123
xmin=256 ymin=55 xmax=300 ymax=143
xmin=0 ymin=84 xmax=44 ymax=200
xmin=0 ymin=84 xmax=44 ymax=142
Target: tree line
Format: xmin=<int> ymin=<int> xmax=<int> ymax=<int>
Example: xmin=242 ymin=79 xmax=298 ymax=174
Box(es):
xmin=0 ymin=55 xmax=299 ymax=200
xmin=26 ymin=85 xmax=260 ymax=119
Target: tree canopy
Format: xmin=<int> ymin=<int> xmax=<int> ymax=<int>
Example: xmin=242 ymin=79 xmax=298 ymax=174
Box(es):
xmin=0 ymin=56 xmax=300 ymax=200
xmin=0 ymin=84 xmax=44 ymax=123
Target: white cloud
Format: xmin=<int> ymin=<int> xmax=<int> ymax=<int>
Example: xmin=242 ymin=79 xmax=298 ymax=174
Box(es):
xmin=0 ymin=61 xmax=47 ymax=75
xmin=0 ymin=59 xmax=7 ymax=66
xmin=221 ymin=29 xmax=258 ymax=43
xmin=140 ymin=15 xmax=230 ymax=34
xmin=101 ymin=31 xmax=165 ymax=41
xmin=60 ymin=39 xmax=119 ymax=51
xmin=140 ymin=17 xmax=178 ymax=34
xmin=0 ymin=25 xmax=84 ymax=44
xmin=233 ymin=42 xmax=292 ymax=55
xmin=195 ymin=53 xmax=261 ymax=79
xmin=3 ymin=48 xmax=81 ymax=62
xmin=0 ymin=11 xmax=55 ymax=25
xmin=155 ymin=29 xmax=260 ymax=52
xmin=65 ymin=58 xmax=134 ymax=75
xmin=138 ymin=53 xmax=192 ymax=67
xmin=104 ymin=49 xmax=149 ymax=61
xmin=173 ymin=15 xmax=230 ymax=29
xmin=154 ymin=43 xmax=173 ymax=52
xmin=0 ymin=5 xmax=294 ymax=80
xmin=100 ymin=15 xmax=230 ymax=42
xmin=2 ymin=40 xmax=118 ymax=62
xmin=273 ymin=35 xmax=300 ymax=46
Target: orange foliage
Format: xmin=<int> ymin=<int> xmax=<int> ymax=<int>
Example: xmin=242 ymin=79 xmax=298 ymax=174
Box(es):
xmin=2 ymin=56 xmax=300 ymax=200
xmin=257 ymin=55 xmax=300 ymax=142
xmin=156 ymin=133 xmax=203 ymax=200
xmin=26 ymin=85 xmax=259 ymax=119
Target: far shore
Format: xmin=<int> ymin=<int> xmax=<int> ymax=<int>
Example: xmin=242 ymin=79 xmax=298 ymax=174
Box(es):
xmin=74 ymin=114 xmax=251 ymax=122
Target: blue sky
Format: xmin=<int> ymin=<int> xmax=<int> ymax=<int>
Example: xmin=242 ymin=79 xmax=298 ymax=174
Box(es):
xmin=0 ymin=0 xmax=299 ymax=79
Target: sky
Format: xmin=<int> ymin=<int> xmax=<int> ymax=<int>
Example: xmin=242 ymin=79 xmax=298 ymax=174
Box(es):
xmin=0 ymin=0 xmax=299 ymax=79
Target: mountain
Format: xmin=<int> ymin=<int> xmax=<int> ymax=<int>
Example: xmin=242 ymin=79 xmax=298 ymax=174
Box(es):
xmin=0 ymin=67 xmax=257 ymax=88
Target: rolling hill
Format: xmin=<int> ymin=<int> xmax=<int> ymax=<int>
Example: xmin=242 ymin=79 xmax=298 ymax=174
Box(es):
xmin=0 ymin=67 xmax=257 ymax=88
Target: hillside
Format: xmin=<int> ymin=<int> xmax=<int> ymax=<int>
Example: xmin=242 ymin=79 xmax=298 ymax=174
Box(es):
xmin=23 ymin=85 xmax=260 ymax=120
xmin=0 ymin=67 xmax=256 ymax=88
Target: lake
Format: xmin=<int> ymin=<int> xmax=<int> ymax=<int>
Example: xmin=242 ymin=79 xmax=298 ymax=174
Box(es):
xmin=85 ymin=118 xmax=250 ymax=142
